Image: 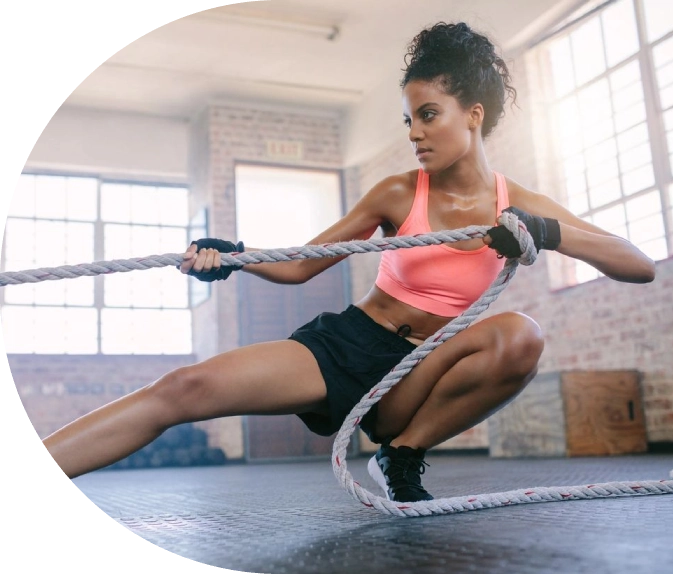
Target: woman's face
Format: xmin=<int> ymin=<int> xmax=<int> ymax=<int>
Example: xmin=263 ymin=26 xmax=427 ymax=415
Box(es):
xmin=401 ymin=79 xmax=478 ymax=174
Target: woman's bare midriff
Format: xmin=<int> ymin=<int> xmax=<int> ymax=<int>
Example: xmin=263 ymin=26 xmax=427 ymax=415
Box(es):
xmin=355 ymin=285 xmax=455 ymax=346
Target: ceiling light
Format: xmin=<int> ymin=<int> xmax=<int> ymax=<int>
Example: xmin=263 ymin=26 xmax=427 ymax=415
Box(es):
xmin=202 ymin=12 xmax=340 ymax=41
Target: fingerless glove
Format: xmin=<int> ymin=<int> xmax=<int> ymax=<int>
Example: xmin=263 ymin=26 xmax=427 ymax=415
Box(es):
xmin=187 ymin=238 xmax=245 ymax=282
xmin=486 ymin=206 xmax=560 ymax=258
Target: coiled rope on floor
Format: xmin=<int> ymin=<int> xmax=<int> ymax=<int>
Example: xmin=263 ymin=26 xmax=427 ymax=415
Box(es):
xmin=1 ymin=212 xmax=671 ymax=515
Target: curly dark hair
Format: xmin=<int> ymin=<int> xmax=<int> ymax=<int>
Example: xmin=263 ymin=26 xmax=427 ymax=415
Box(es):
xmin=402 ymin=22 xmax=517 ymax=138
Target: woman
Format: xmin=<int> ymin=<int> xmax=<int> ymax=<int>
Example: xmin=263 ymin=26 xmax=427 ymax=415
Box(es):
xmin=44 ymin=22 xmax=655 ymax=503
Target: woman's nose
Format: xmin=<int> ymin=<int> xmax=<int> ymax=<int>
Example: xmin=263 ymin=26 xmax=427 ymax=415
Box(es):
xmin=408 ymin=122 xmax=423 ymax=142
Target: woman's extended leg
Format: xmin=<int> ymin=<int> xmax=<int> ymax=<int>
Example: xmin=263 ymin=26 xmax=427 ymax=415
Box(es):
xmin=43 ymin=341 xmax=328 ymax=479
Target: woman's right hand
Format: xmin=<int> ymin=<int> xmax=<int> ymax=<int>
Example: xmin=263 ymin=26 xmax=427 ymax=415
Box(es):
xmin=179 ymin=239 xmax=245 ymax=282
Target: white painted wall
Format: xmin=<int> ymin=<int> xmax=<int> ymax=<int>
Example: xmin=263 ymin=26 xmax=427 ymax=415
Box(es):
xmin=342 ymin=72 xmax=409 ymax=167
xmin=25 ymin=106 xmax=190 ymax=182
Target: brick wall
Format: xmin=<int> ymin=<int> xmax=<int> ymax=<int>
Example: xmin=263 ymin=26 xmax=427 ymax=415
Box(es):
xmin=9 ymin=355 xmax=195 ymax=439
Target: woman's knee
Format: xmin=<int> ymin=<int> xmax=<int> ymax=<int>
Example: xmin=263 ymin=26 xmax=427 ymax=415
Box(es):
xmin=146 ymin=365 xmax=210 ymax=423
xmin=490 ymin=312 xmax=544 ymax=379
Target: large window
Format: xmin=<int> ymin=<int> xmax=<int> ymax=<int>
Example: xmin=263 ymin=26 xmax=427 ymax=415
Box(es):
xmin=536 ymin=0 xmax=673 ymax=286
xmin=1 ymin=174 xmax=192 ymax=354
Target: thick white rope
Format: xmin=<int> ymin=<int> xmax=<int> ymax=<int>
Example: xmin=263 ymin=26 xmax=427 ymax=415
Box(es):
xmin=1 ymin=212 xmax=671 ymax=515
xmin=0 ymin=227 xmax=488 ymax=286
xmin=330 ymin=211 xmax=673 ymax=516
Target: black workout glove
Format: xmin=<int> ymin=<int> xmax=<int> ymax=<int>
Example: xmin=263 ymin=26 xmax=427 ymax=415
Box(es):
xmin=486 ymin=206 xmax=561 ymax=258
xmin=187 ymin=238 xmax=245 ymax=282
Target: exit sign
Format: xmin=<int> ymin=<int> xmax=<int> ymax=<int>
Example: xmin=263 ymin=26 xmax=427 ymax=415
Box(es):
xmin=266 ymin=140 xmax=304 ymax=160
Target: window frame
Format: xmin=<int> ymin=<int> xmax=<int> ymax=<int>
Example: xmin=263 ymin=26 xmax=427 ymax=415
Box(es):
xmin=533 ymin=0 xmax=673 ymax=288
xmin=1 ymin=170 xmax=195 ymax=354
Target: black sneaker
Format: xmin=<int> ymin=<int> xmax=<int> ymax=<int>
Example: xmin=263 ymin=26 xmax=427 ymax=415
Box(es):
xmin=367 ymin=443 xmax=434 ymax=502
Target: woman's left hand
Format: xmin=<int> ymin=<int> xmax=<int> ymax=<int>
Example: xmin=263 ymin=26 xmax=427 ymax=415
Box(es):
xmin=484 ymin=206 xmax=561 ymax=258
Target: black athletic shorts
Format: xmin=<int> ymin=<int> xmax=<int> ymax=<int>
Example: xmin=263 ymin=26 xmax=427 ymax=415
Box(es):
xmin=288 ymin=304 xmax=417 ymax=443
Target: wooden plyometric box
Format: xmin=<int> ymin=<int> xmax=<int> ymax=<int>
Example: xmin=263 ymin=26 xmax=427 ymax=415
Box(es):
xmin=488 ymin=370 xmax=648 ymax=458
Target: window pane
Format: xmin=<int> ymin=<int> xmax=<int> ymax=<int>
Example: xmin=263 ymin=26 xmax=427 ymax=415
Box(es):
xmin=1 ymin=306 xmax=97 ymax=354
xmin=104 ymin=272 xmax=160 ymax=308
xmin=35 ymin=220 xmax=66 ymax=266
xmin=578 ymin=80 xmax=612 ymax=126
xmin=653 ymin=36 xmax=673 ymax=69
xmin=625 ymin=191 xmax=662 ymax=220
xmin=104 ymin=224 xmax=159 ymax=258
xmin=638 ymin=238 xmax=668 ymax=260
xmin=160 ymin=226 xmax=187 ymax=253
xmin=614 ymin=101 xmax=646 ymax=132
xmin=592 ymin=204 xmax=626 ymax=232
xmin=617 ymin=123 xmax=649 ymax=153
xmin=3 ymin=220 xmax=37 ymax=304
xmin=158 ymin=187 xmax=189 ymax=226
xmin=4 ymin=218 xmax=36 ymax=265
xmin=587 ymin=158 xmax=619 ymax=188
xmin=629 ymin=213 xmax=665 ymax=243
xmin=549 ymin=36 xmax=575 ymax=97
xmin=586 ymin=139 xmax=617 ymax=168
xmin=9 ymin=174 xmax=36 ymax=217
xmin=602 ymin=0 xmax=639 ymax=68
xmin=130 ymin=185 xmax=160 ymax=224
xmin=101 ymin=308 xmax=191 ymax=354
xmin=657 ymin=60 xmax=673 ymax=91
xmin=609 ymin=60 xmax=640 ymax=92
xmin=26 ymin=274 xmax=94 ymax=307
xmin=583 ymin=118 xmax=615 ymax=148
xmin=66 ymin=177 xmax=97 ymax=221
xmin=612 ymin=82 xmax=644 ymax=112
xmin=101 ymin=183 xmax=131 ymax=222
xmin=65 ymin=222 xmax=95 ymax=264
xmin=660 ymin=83 xmax=673 ymax=110
xmin=105 ymin=267 xmax=187 ymax=309
xmin=619 ymin=142 xmax=652 ymax=172
xmin=643 ymin=0 xmax=673 ymax=43
xmin=568 ymin=191 xmax=589 ymax=214
xmin=572 ymin=18 xmax=607 ymax=86
xmin=35 ymin=175 xmax=67 ymax=219
xmin=589 ymin=177 xmax=621 ymax=208
xmin=622 ymin=165 xmax=655 ymax=195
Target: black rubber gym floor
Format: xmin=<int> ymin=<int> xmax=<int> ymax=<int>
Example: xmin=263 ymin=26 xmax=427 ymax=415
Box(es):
xmin=74 ymin=453 xmax=673 ymax=574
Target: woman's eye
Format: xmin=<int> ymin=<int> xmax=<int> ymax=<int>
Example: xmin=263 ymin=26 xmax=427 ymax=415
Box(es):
xmin=403 ymin=118 xmax=411 ymax=127
xmin=423 ymin=111 xmax=436 ymax=121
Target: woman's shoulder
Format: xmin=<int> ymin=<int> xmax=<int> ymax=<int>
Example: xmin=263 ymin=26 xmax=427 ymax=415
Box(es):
xmin=358 ymin=170 xmax=419 ymax=231
xmin=502 ymin=175 xmax=541 ymax=207
xmin=364 ymin=170 xmax=419 ymax=208
xmin=502 ymin=174 xmax=566 ymax=217
xmin=371 ymin=169 xmax=419 ymax=195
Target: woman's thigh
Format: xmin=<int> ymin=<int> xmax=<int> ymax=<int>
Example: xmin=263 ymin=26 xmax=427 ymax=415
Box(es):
xmin=159 ymin=340 xmax=329 ymax=421
xmin=373 ymin=312 xmax=543 ymax=436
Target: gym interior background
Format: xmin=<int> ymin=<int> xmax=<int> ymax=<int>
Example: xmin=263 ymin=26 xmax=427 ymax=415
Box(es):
xmin=3 ymin=0 xmax=672 ymax=468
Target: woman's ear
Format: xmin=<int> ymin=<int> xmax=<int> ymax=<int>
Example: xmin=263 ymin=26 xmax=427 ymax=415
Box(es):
xmin=468 ymin=103 xmax=484 ymax=130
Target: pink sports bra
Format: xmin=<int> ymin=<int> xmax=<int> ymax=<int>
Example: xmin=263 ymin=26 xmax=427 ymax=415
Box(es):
xmin=375 ymin=169 xmax=510 ymax=317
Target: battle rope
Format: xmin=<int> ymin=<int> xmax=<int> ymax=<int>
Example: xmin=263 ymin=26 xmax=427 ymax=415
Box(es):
xmin=1 ymin=212 xmax=671 ymax=516
xmin=0 ymin=226 xmax=490 ymax=286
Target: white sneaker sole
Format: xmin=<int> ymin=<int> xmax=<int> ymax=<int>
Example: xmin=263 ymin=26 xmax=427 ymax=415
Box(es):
xmin=367 ymin=455 xmax=391 ymax=500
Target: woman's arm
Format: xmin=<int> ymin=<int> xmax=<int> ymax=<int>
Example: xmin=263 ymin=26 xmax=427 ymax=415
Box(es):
xmin=181 ymin=174 xmax=410 ymax=284
xmin=510 ymin=185 xmax=655 ymax=283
